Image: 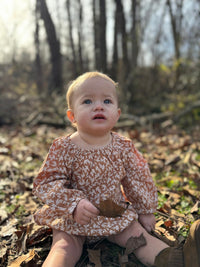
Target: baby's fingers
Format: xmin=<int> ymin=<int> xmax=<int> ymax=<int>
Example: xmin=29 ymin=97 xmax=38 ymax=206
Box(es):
xmin=145 ymin=223 xmax=155 ymax=233
xmin=84 ymin=201 xmax=99 ymax=216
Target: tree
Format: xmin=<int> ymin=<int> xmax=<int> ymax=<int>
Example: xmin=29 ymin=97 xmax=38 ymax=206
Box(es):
xmin=37 ymin=0 xmax=63 ymax=94
xmin=92 ymin=0 xmax=107 ymax=72
xmin=77 ymin=0 xmax=84 ymax=73
xmin=34 ymin=0 xmax=43 ymax=93
xmin=99 ymin=0 xmax=107 ymax=72
xmin=93 ymin=0 xmax=99 ymax=70
xmin=131 ymin=0 xmax=139 ymax=69
xmin=112 ymin=0 xmax=129 ymax=81
xmin=166 ymin=0 xmax=185 ymax=88
xmin=166 ymin=0 xmax=183 ymax=62
xmin=66 ymin=0 xmax=78 ymax=76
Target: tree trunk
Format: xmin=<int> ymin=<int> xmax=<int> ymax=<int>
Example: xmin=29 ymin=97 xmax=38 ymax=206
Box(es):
xmin=166 ymin=0 xmax=183 ymax=87
xmin=93 ymin=0 xmax=100 ymax=70
xmin=119 ymin=0 xmax=129 ymax=75
xmin=111 ymin=6 xmax=118 ymax=80
xmin=99 ymin=0 xmax=107 ymax=72
xmin=92 ymin=0 xmax=107 ymax=72
xmin=77 ymin=0 xmax=84 ymax=73
xmin=38 ymin=0 xmax=63 ymax=94
xmin=66 ymin=0 xmax=78 ymax=76
xmin=112 ymin=0 xmax=129 ymax=82
xmin=131 ymin=0 xmax=139 ymax=69
xmin=166 ymin=0 xmax=182 ymax=61
xmin=34 ymin=0 xmax=43 ymax=94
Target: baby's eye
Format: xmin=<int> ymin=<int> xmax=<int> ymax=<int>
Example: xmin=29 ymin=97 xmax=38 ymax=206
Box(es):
xmin=104 ymin=99 xmax=112 ymax=104
xmin=83 ymin=99 xmax=92 ymax=104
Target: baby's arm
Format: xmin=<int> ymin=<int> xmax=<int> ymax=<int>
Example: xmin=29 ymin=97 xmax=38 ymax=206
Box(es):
xmin=138 ymin=213 xmax=156 ymax=233
xmin=73 ymin=199 xmax=99 ymax=225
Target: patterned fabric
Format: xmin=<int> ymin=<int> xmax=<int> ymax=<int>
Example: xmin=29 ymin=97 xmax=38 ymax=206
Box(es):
xmin=33 ymin=132 xmax=157 ymax=236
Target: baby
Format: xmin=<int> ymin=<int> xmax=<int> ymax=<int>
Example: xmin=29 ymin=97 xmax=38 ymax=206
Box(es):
xmin=33 ymin=71 xmax=200 ymax=267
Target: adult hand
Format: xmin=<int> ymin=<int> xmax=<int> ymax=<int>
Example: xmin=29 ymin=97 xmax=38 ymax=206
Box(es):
xmin=73 ymin=199 xmax=99 ymax=225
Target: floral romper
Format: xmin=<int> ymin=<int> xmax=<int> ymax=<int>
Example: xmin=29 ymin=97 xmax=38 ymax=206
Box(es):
xmin=33 ymin=132 xmax=157 ymax=238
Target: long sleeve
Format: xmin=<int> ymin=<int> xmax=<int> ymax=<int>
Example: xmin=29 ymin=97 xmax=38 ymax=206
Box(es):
xmin=33 ymin=138 xmax=87 ymax=219
xmin=121 ymin=142 xmax=158 ymax=215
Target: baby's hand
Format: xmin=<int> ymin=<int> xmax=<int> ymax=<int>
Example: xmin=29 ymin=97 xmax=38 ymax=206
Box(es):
xmin=73 ymin=199 xmax=99 ymax=225
xmin=138 ymin=214 xmax=156 ymax=233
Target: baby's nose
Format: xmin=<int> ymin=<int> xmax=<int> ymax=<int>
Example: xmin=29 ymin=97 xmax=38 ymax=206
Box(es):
xmin=94 ymin=101 xmax=104 ymax=110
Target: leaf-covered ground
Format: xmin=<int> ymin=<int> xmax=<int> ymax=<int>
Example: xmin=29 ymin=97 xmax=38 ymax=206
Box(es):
xmin=0 ymin=125 xmax=200 ymax=267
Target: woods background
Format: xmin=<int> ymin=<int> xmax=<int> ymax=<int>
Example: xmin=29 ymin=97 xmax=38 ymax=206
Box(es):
xmin=0 ymin=0 xmax=199 ymax=128
xmin=0 ymin=1 xmax=200 ymax=266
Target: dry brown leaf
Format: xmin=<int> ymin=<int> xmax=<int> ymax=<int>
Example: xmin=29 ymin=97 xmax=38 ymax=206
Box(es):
xmin=149 ymin=159 xmax=164 ymax=171
xmin=0 ymin=218 xmax=18 ymax=237
xmin=17 ymin=192 xmax=37 ymax=212
xmin=14 ymin=223 xmax=34 ymax=254
xmin=119 ymin=254 xmax=128 ymax=266
xmin=8 ymin=249 xmax=36 ymax=267
xmin=165 ymin=155 xmax=181 ymax=165
xmin=164 ymin=220 xmax=173 ymax=228
xmin=156 ymin=219 xmax=165 ymax=228
xmin=171 ymin=209 xmax=185 ymax=218
xmin=183 ymin=186 xmax=200 ymax=198
xmin=99 ymin=199 xmax=126 ymax=217
xmin=125 ymin=234 xmax=147 ymax=255
xmin=0 ymin=244 xmax=8 ymax=265
xmin=157 ymin=203 xmax=171 ymax=214
xmin=153 ymin=229 xmax=177 ymax=247
xmin=191 ymin=153 xmax=200 ymax=168
xmin=167 ymin=192 xmax=181 ymax=207
xmin=87 ymin=249 xmax=102 ymax=267
xmin=26 ymin=226 xmax=52 ymax=246
xmin=191 ymin=201 xmax=200 ymax=214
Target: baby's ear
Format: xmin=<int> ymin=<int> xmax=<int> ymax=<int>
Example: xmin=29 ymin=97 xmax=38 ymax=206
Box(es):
xmin=117 ymin=108 xmax=121 ymax=119
xmin=67 ymin=109 xmax=75 ymax=123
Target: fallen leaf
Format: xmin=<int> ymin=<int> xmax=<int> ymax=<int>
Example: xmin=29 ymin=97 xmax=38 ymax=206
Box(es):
xmin=190 ymin=201 xmax=200 ymax=214
xmin=164 ymin=220 xmax=173 ymax=228
xmin=0 ymin=244 xmax=8 ymax=265
xmin=157 ymin=203 xmax=171 ymax=214
xmin=149 ymin=159 xmax=164 ymax=171
xmin=165 ymin=155 xmax=181 ymax=165
xmin=191 ymin=153 xmax=200 ymax=168
xmin=8 ymin=249 xmax=36 ymax=267
xmin=183 ymin=186 xmax=200 ymax=198
xmin=87 ymin=249 xmax=102 ymax=267
xmin=125 ymin=234 xmax=147 ymax=255
xmin=119 ymin=254 xmax=128 ymax=266
xmin=0 ymin=218 xmax=18 ymax=237
xmin=152 ymin=228 xmax=177 ymax=246
xmin=99 ymin=199 xmax=126 ymax=217
xmin=167 ymin=192 xmax=181 ymax=207
xmin=14 ymin=223 xmax=34 ymax=254
xmin=27 ymin=226 xmax=52 ymax=246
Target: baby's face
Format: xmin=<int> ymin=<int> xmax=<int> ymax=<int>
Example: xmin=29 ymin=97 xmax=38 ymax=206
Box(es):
xmin=70 ymin=77 xmax=121 ymax=135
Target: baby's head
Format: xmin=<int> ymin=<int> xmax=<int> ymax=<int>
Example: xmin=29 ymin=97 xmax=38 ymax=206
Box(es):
xmin=66 ymin=71 xmax=120 ymax=131
xmin=66 ymin=71 xmax=118 ymax=109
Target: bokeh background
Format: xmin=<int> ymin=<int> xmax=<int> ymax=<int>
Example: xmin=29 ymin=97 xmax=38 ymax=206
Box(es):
xmin=0 ymin=0 xmax=199 ymax=128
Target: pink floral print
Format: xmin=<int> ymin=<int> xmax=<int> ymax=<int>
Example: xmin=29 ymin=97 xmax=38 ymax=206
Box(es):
xmin=33 ymin=132 xmax=157 ymax=236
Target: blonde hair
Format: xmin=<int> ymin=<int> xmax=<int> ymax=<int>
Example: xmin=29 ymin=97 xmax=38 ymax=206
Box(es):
xmin=66 ymin=71 xmax=118 ymax=109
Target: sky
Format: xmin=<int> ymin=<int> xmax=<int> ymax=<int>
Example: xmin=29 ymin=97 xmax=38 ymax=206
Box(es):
xmin=0 ymin=0 xmax=115 ymax=63
xmin=0 ymin=0 xmax=198 ymax=65
xmin=0 ymin=0 xmax=172 ymax=65
xmin=0 ymin=0 xmax=36 ymax=62
xmin=0 ymin=0 xmax=151 ymax=64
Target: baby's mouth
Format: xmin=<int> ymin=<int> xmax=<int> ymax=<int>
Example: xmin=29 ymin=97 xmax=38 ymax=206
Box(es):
xmin=93 ymin=114 xmax=106 ymax=120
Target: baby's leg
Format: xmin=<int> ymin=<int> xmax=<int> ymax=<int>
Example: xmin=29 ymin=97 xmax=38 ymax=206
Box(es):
xmin=43 ymin=229 xmax=85 ymax=267
xmin=108 ymin=221 xmax=168 ymax=267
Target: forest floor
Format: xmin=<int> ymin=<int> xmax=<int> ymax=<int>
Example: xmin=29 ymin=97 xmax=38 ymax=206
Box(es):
xmin=0 ymin=124 xmax=200 ymax=267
